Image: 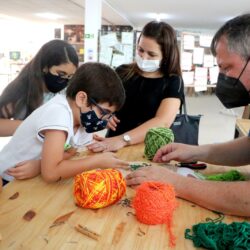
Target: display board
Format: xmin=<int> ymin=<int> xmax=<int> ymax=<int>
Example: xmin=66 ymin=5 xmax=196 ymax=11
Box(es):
xmin=98 ymin=25 xmax=134 ymax=68
xmin=180 ymin=32 xmax=219 ymax=92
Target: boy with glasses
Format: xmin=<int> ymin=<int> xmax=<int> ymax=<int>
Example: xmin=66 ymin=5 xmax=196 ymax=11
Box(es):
xmin=0 ymin=62 xmax=128 ymax=183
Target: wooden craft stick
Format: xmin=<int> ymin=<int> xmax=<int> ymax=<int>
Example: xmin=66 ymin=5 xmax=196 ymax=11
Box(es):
xmin=75 ymin=224 xmax=100 ymax=241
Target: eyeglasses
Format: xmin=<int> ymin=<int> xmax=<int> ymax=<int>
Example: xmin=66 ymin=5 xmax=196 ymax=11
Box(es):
xmin=89 ymin=98 xmax=113 ymax=120
xmin=58 ymin=72 xmax=74 ymax=80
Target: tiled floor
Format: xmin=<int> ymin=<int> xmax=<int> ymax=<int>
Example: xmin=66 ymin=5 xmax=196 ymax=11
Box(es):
xmin=0 ymin=94 xmax=244 ymax=151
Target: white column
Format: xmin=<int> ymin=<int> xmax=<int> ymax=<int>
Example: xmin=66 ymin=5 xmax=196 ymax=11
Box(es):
xmin=84 ymin=0 xmax=102 ymax=62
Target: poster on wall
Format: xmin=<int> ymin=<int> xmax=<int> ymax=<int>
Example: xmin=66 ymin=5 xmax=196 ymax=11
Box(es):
xmin=209 ymin=66 xmax=219 ymax=84
xmin=64 ymin=25 xmax=84 ymax=61
xmin=9 ymin=51 xmax=21 ymax=61
xmin=203 ymin=55 xmax=214 ymax=68
xmin=99 ymin=31 xmax=134 ymax=67
xmin=183 ymin=34 xmax=195 ymax=50
xmin=194 ymin=67 xmax=208 ymax=92
xmin=199 ymin=35 xmax=213 ymax=47
xmin=64 ymin=25 xmax=84 ymax=43
xmin=182 ymin=71 xmax=194 ymax=85
xmin=193 ymin=47 xmax=204 ymax=65
xmin=181 ymin=52 xmax=193 ymax=71
xmin=54 ymin=28 xmax=61 ymax=39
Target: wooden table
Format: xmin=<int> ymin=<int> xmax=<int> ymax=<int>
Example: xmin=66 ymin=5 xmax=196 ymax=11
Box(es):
xmin=235 ymin=118 xmax=250 ymax=137
xmin=0 ymin=144 xmax=249 ymax=250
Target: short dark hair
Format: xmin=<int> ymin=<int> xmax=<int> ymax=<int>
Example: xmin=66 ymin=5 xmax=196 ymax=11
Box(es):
xmin=66 ymin=62 xmax=125 ymax=110
xmin=211 ymin=13 xmax=250 ymax=60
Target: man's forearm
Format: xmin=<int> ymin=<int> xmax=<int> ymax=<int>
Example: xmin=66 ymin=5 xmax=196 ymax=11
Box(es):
xmin=172 ymin=174 xmax=250 ymax=216
xmin=196 ymin=137 xmax=250 ymax=166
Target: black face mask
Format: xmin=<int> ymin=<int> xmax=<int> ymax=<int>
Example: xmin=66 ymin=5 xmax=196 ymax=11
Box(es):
xmin=216 ymin=60 xmax=250 ymax=108
xmin=80 ymin=110 xmax=107 ymax=133
xmin=44 ymin=72 xmax=69 ymax=93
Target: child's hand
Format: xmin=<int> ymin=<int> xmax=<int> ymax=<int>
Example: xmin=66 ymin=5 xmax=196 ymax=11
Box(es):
xmin=64 ymin=147 xmax=77 ymax=159
xmin=6 ymin=160 xmax=41 ymax=180
xmin=92 ymin=152 xmax=129 ymax=170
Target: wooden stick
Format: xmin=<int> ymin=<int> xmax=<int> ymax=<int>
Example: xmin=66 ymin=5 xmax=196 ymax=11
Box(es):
xmin=75 ymin=224 xmax=100 ymax=241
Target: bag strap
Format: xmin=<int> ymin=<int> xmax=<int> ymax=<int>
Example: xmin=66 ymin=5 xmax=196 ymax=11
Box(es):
xmin=179 ymin=76 xmax=187 ymax=115
xmin=181 ymin=95 xmax=188 ymax=115
xmin=178 ymin=76 xmax=189 ymax=122
xmin=162 ymin=75 xmax=189 ymax=121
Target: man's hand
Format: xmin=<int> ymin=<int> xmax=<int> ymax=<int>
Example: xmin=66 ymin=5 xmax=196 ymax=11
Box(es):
xmin=126 ymin=165 xmax=176 ymax=187
xmin=87 ymin=135 xmax=126 ymax=153
xmin=153 ymin=143 xmax=198 ymax=163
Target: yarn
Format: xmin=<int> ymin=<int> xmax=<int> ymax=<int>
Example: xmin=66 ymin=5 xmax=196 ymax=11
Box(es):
xmin=144 ymin=127 xmax=174 ymax=160
xmin=133 ymin=182 xmax=178 ymax=247
xmin=130 ymin=162 xmax=151 ymax=171
xmin=205 ymin=170 xmax=246 ymax=181
xmin=64 ymin=143 xmax=71 ymax=150
xmin=185 ymin=220 xmax=250 ymax=250
xmin=74 ymin=169 xmax=126 ymax=209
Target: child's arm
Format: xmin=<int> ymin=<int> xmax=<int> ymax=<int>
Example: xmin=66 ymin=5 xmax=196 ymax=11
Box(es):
xmin=41 ymin=130 xmax=129 ymax=183
xmin=63 ymin=147 xmax=77 ymax=160
xmin=6 ymin=146 xmax=77 ymax=180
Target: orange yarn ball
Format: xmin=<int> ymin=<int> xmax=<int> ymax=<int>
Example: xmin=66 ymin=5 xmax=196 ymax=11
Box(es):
xmin=74 ymin=168 xmax=126 ymax=209
xmin=133 ymin=182 xmax=178 ymax=247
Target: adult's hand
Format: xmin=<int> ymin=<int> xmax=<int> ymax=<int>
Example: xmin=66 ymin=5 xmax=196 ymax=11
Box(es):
xmin=107 ymin=115 xmax=120 ymax=131
xmin=126 ymin=165 xmax=176 ymax=187
xmin=153 ymin=143 xmax=198 ymax=163
xmin=87 ymin=134 xmax=126 ymax=152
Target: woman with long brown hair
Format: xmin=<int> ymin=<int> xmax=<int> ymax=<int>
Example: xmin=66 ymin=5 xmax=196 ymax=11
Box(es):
xmin=88 ymin=21 xmax=184 ymax=152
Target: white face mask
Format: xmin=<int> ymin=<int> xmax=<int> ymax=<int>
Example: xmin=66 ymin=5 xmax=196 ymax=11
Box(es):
xmin=135 ymin=54 xmax=161 ymax=73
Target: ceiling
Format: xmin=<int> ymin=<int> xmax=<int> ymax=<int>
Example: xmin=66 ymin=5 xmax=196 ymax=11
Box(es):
xmin=0 ymin=0 xmax=249 ymax=31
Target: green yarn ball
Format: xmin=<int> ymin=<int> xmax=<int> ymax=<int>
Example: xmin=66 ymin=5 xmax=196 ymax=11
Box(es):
xmin=185 ymin=221 xmax=250 ymax=250
xmin=144 ymin=127 xmax=174 ymax=160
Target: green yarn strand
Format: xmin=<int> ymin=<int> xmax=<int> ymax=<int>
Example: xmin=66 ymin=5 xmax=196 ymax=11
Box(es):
xmin=144 ymin=127 xmax=174 ymax=160
xmin=205 ymin=170 xmax=246 ymax=181
xmin=185 ymin=221 xmax=250 ymax=250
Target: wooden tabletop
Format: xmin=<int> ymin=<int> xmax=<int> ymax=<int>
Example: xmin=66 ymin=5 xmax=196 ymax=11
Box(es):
xmin=235 ymin=118 xmax=250 ymax=137
xmin=0 ymin=144 xmax=249 ymax=250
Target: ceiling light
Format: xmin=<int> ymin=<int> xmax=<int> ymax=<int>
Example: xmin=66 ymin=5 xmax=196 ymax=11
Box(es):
xmin=35 ymin=12 xmax=64 ymax=20
xmin=147 ymin=13 xmax=172 ymax=21
xmin=156 ymin=13 xmax=161 ymax=22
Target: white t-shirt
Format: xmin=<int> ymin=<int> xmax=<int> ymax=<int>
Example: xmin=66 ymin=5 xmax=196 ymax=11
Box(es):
xmin=0 ymin=94 xmax=92 ymax=181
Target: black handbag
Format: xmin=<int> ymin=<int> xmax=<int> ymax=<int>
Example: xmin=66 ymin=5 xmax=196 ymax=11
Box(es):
xmin=170 ymin=95 xmax=202 ymax=145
